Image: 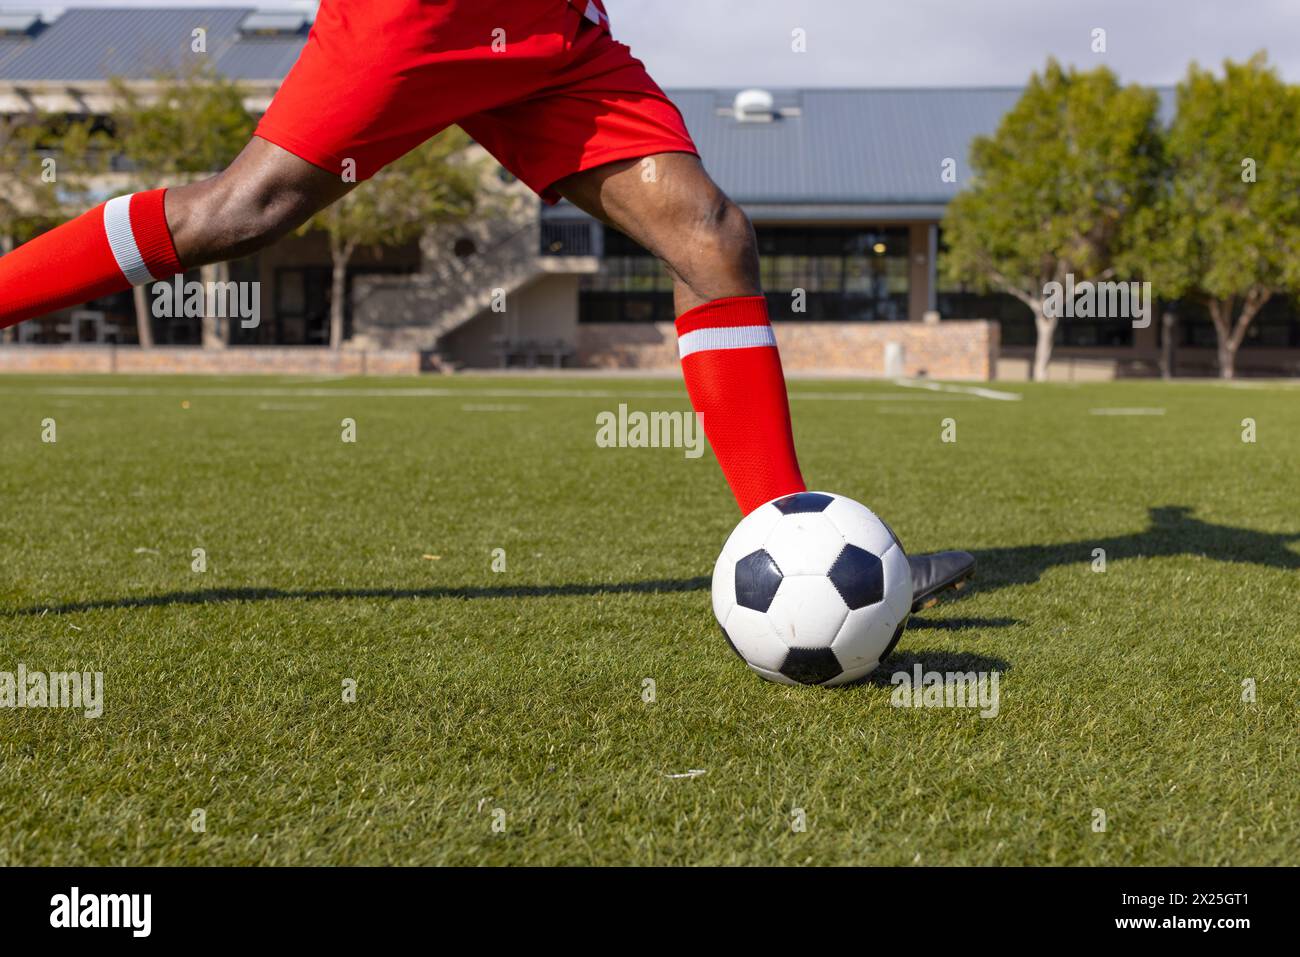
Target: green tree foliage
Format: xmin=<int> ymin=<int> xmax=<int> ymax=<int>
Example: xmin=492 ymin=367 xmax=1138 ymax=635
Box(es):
xmin=110 ymin=65 xmax=256 ymax=346
xmin=299 ymin=128 xmax=484 ymax=349
xmin=111 ymin=65 xmax=255 ymax=180
xmin=1124 ymin=53 xmax=1300 ymax=379
xmin=942 ymin=60 xmax=1164 ymax=380
xmin=0 ymin=112 xmax=108 ymax=341
xmin=0 ymin=112 xmax=107 ymax=248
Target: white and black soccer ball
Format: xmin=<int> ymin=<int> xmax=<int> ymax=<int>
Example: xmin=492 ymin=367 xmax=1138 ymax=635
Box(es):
xmin=712 ymin=491 xmax=912 ymax=686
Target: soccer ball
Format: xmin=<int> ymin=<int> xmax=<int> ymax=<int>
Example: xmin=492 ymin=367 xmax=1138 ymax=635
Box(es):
xmin=712 ymin=491 xmax=912 ymax=686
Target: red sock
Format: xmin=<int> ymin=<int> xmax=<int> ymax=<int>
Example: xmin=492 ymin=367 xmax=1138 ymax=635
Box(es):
xmin=0 ymin=189 xmax=181 ymax=330
xmin=676 ymin=295 xmax=806 ymax=514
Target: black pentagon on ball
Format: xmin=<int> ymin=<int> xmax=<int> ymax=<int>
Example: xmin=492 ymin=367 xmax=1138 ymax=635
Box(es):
xmin=780 ymin=647 xmax=843 ymax=685
xmin=771 ymin=491 xmax=834 ymax=514
xmin=827 ymin=543 xmax=885 ymax=609
xmin=734 ymin=549 xmax=783 ymax=612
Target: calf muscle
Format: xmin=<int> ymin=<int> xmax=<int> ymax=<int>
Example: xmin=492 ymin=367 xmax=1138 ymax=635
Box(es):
xmin=166 ymin=137 xmax=355 ymax=268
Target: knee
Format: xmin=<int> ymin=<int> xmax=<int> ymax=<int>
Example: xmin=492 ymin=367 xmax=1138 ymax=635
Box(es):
xmin=691 ymin=194 xmax=757 ymax=267
xmin=665 ymin=192 xmax=758 ymax=288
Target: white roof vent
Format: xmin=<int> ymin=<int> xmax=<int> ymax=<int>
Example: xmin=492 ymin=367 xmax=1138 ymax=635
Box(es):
xmin=733 ymin=88 xmax=776 ymax=123
xmin=240 ymin=12 xmax=310 ymax=36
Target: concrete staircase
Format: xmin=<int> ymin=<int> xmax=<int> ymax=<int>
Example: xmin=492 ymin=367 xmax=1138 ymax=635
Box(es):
xmin=349 ymin=202 xmax=598 ymax=356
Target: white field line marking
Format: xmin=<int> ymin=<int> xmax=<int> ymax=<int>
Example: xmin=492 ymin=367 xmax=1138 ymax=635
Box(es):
xmin=1225 ymin=380 xmax=1300 ymax=390
xmin=1089 ymin=407 xmax=1166 ymax=416
xmin=793 ymin=391 xmax=973 ymax=401
xmin=0 ymin=385 xmax=974 ymax=403
xmin=461 ymin=403 xmax=530 ymax=412
xmin=891 ymin=378 xmax=1022 ymax=401
xmin=874 ymin=406 xmax=947 ymax=415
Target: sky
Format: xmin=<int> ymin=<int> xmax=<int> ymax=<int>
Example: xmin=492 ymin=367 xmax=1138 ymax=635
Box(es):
xmin=18 ymin=0 xmax=1300 ymax=87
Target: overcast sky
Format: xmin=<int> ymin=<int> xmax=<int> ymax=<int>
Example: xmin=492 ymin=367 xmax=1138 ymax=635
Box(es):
xmin=23 ymin=0 xmax=1300 ymax=87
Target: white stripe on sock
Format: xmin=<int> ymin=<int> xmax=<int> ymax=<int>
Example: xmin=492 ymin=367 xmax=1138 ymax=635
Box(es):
xmin=678 ymin=324 xmax=776 ymax=359
xmin=102 ymin=194 xmax=155 ymax=286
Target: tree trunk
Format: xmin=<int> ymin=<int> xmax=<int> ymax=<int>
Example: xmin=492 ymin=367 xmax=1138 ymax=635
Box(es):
xmin=1207 ymin=296 xmax=1251 ymax=381
xmin=329 ymin=241 xmax=354 ymax=350
xmin=133 ymin=284 xmax=154 ymax=348
xmin=0 ymin=234 xmax=13 ymax=343
xmin=1032 ymin=307 xmax=1056 ymax=381
xmin=1217 ymin=339 xmax=1237 ymax=380
xmin=216 ymin=261 xmax=231 ymax=347
xmin=1208 ymin=291 xmax=1272 ymax=380
xmin=199 ymin=263 xmax=226 ymax=349
xmin=1159 ymin=308 xmax=1176 ymax=380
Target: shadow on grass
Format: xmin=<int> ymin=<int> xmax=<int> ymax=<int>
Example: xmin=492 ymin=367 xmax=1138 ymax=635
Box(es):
xmin=7 ymin=577 xmax=715 ymax=617
xmin=18 ymin=504 xmax=1284 ymax=620
xmin=861 ymin=648 xmax=1012 ymax=688
xmin=827 ymin=649 xmax=1012 ymax=690
xmin=907 ymin=616 xmax=1018 ymax=630
xmin=961 ymin=505 xmax=1299 ymax=599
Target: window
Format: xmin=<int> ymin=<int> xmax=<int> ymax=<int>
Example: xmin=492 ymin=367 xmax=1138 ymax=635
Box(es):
xmin=580 ymin=226 xmax=910 ymax=323
xmin=1177 ymin=297 xmax=1300 ymax=349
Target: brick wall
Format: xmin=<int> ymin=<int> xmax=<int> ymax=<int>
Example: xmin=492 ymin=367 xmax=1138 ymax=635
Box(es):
xmin=0 ymin=322 xmax=1000 ymax=379
xmin=0 ymin=346 xmax=425 ymax=376
xmin=576 ymin=320 xmax=999 ymax=380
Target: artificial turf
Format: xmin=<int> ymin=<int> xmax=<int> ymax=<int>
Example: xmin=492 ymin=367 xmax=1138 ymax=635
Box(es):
xmin=0 ymin=373 xmax=1295 ymax=865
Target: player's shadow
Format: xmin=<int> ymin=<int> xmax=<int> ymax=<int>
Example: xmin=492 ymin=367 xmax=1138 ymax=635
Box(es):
xmin=7 ymin=584 xmax=1023 ymax=626
xmin=952 ymin=505 xmax=1300 ymax=601
xmin=14 ymin=505 xmax=1289 ymax=621
xmin=5 ymin=577 xmax=716 ymax=617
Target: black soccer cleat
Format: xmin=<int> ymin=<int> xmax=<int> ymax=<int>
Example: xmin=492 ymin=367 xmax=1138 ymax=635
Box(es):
xmin=908 ymin=550 xmax=975 ymax=613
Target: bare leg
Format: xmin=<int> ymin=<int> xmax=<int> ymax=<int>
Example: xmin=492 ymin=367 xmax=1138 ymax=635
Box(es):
xmin=552 ymin=153 xmax=759 ymax=315
xmin=166 ymin=137 xmax=356 ymax=268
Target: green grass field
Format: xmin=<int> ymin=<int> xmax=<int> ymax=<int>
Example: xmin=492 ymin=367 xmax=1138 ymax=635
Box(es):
xmin=0 ymin=373 xmax=1295 ymax=865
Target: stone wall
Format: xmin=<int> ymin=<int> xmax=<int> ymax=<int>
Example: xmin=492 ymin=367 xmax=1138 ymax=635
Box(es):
xmin=0 ymin=346 xmax=426 ymax=375
xmin=576 ymin=320 xmax=1000 ymax=380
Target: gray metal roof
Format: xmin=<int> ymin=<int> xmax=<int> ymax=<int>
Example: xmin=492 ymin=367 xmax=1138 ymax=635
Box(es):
xmin=673 ymin=88 xmax=1021 ymax=206
xmin=0 ymin=34 xmax=28 ymax=72
xmin=212 ymin=30 xmax=308 ymax=81
xmin=0 ymin=7 xmax=287 ymax=81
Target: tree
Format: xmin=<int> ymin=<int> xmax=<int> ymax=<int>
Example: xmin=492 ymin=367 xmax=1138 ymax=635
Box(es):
xmin=299 ymin=128 xmax=482 ymax=349
xmin=111 ymin=65 xmax=255 ymax=347
xmin=0 ymin=112 xmax=107 ymax=342
xmin=1124 ymin=54 xmax=1300 ymax=379
xmin=942 ymin=60 xmax=1164 ymax=380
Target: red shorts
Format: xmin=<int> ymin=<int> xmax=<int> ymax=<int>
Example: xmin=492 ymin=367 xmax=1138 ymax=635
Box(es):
xmin=255 ymin=0 xmax=697 ymax=203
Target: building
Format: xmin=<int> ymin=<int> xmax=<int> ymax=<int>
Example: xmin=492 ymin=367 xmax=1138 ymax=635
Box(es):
xmin=2 ymin=7 xmax=1297 ymax=378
